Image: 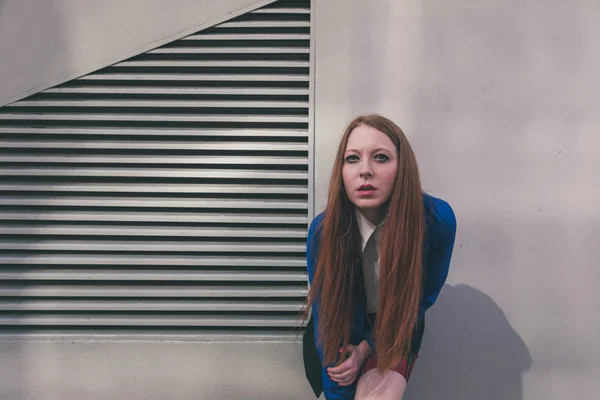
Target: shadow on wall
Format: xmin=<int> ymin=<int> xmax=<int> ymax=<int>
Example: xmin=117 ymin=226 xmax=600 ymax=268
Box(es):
xmin=406 ymin=284 xmax=532 ymax=400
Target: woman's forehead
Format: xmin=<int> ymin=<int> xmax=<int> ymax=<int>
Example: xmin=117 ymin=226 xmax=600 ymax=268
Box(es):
xmin=345 ymin=125 xmax=396 ymax=151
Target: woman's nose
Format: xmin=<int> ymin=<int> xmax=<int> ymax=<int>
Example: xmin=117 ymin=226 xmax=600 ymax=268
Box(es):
xmin=359 ymin=161 xmax=373 ymax=178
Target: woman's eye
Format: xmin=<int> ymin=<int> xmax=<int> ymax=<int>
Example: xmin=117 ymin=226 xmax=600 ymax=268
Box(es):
xmin=374 ymin=154 xmax=390 ymax=162
xmin=345 ymin=155 xmax=359 ymax=163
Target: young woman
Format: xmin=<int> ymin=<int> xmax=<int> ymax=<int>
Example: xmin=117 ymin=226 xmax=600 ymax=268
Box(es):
xmin=302 ymin=114 xmax=456 ymax=400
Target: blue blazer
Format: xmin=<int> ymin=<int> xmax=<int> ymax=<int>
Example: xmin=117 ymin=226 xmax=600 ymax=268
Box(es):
xmin=305 ymin=193 xmax=457 ymax=400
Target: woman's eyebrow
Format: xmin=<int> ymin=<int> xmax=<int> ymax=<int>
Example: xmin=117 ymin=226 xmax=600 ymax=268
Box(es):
xmin=372 ymin=147 xmax=393 ymax=153
xmin=345 ymin=147 xmax=393 ymax=153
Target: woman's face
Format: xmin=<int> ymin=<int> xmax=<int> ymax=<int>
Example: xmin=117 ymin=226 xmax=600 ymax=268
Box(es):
xmin=342 ymin=124 xmax=398 ymax=223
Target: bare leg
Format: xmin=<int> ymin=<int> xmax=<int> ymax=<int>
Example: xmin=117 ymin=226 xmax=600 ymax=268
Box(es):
xmin=355 ymin=369 xmax=407 ymax=400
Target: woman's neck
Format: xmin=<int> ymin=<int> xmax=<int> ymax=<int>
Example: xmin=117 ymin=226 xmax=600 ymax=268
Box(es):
xmin=357 ymin=207 xmax=386 ymax=225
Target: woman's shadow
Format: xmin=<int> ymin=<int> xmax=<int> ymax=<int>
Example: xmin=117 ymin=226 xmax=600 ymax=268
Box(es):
xmin=406 ymin=284 xmax=532 ymax=400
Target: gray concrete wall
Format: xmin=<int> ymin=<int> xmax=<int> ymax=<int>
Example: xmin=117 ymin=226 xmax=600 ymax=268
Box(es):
xmin=0 ymin=0 xmax=275 ymax=106
xmin=314 ymin=0 xmax=599 ymax=399
xmin=1 ymin=340 xmax=315 ymax=400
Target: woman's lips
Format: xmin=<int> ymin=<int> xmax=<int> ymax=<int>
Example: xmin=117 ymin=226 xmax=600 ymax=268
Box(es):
xmin=357 ymin=185 xmax=376 ymax=196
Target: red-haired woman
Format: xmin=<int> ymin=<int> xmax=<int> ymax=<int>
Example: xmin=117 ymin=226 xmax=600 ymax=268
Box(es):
xmin=302 ymin=114 xmax=456 ymax=399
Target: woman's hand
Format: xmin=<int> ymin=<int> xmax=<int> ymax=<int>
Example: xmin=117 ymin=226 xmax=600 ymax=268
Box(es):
xmin=327 ymin=341 xmax=371 ymax=387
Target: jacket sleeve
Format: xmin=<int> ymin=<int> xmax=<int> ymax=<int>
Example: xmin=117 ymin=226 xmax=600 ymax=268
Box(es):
xmin=419 ymin=200 xmax=457 ymax=319
xmin=307 ymin=215 xmax=356 ymax=400
xmin=362 ymin=312 xmax=376 ymax=354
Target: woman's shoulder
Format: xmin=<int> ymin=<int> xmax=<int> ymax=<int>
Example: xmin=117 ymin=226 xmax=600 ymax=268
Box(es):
xmin=423 ymin=193 xmax=457 ymax=237
xmin=306 ymin=213 xmax=326 ymax=269
xmin=309 ymin=212 xmax=326 ymax=232
xmin=307 ymin=212 xmax=326 ymax=248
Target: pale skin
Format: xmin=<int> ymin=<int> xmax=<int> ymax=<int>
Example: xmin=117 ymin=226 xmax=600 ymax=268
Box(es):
xmin=328 ymin=124 xmax=408 ymax=400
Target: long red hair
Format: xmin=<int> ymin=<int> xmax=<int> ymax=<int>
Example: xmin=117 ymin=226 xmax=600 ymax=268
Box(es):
xmin=306 ymin=114 xmax=425 ymax=370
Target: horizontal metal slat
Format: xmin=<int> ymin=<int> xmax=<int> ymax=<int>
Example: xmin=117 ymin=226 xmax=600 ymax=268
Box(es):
xmin=0 ymin=299 xmax=303 ymax=312
xmin=7 ymin=100 xmax=309 ymax=108
xmin=0 ymin=127 xmax=308 ymax=137
xmin=0 ymin=225 xmax=307 ymax=239
xmin=0 ymin=315 xmax=300 ymax=327
xmin=0 ymin=269 xmax=306 ymax=282
xmin=218 ymin=21 xmax=310 ymax=28
xmin=0 ymin=155 xmax=307 ymax=166
xmin=0 ymin=183 xmax=308 ymax=194
xmin=206 ymin=26 xmax=309 ymax=35
xmin=251 ymin=8 xmax=309 ymax=14
xmin=0 ymin=140 xmax=307 ymax=151
xmin=182 ymin=34 xmax=309 ymax=40
xmin=235 ymin=10 xmax=309 ymax=20
xmin=149 ymin=48 xmax=308 ymax=54
xmin=78 ymin=73 xmax=308 ymax=82
xmin=0 ymin=212 xmax=307 ymax=225
xmin=0 ymin=197 xmax=307 ymax=209
xmin=0 ymin=285 xmax=308 ymax=297
xmin=0 ymin=255 xmax=305 ymax=267
xmin=0 ymin=170 xmax=307 ymax=181
xmin=0 ymin=114 xmax=308 ymax=123
xmin=42 ymin=87 xmax=309 ymax=95
xmin=0 ymin=241 xmax=305 ymax=252
xmin=261 ymin=0 xmax=310 ymax=8
xmin=115 ymin=60 xmax=309 ymax=67
xmin=0 ymin=332 xmax=301 ymax=340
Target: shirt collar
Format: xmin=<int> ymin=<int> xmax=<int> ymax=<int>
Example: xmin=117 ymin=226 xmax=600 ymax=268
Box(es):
xmin=355 ymin=209 xmax=384 ymax=251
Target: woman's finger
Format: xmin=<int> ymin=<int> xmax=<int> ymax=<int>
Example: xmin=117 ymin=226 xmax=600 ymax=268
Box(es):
xmin=329 ymin=368 xmax=353 ymax=381
xmin=327 ymin=359 xmax=351 ymax=375
xmin=342 ymin=344 xmax=355 ymax=354
xmin=328 ymin=368 xmax=352 ymax=380
xmin=329 ymin=368 xmax=356 ymax=381
xmin=328 ymin=344 xmax=356 ymax=375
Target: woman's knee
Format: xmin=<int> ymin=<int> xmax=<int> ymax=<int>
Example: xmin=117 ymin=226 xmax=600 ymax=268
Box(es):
xmin=355 ymin=369 xmax=407 ymax=400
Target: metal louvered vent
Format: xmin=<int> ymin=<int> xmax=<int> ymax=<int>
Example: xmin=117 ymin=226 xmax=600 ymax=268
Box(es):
xmin=0 ymin=0 xmax=311 ymax=340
